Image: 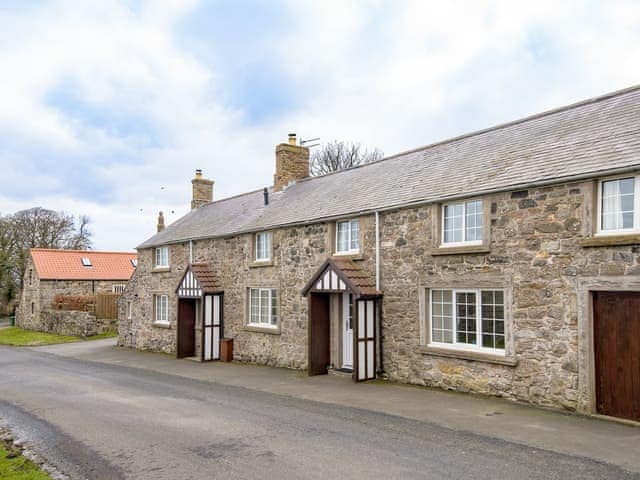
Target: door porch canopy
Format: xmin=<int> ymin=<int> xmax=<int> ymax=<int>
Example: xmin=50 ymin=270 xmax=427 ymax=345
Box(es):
xmin=176 ymin=263 xmax=222 ymax=298
xmin=303 ymin=257 xmax=381 ymax=382
xmin=301 ymin=257 xmax=381 ymax=299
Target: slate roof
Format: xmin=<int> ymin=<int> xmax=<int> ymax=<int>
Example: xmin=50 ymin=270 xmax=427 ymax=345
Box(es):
xmin=31 ymin=249 xmax=137 ymax=280
xmin=302 ymin=257 xmax=381 ymax=298
xmin=139 ymin=85 xmax=640 ymax=249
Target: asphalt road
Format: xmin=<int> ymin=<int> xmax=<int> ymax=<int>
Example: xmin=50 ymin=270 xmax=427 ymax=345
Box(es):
xmin=0 ymin=346 xmax=637 ymax=480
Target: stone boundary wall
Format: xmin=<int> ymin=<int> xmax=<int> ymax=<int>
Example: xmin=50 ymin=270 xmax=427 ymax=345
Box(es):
xmin=38 ymin=309 xmax=117 ymax=337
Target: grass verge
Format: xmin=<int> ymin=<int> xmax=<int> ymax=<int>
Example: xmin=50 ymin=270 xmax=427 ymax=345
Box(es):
xmin=0 ymin=438 xmax=51 ymax=480
xmin=0 ymin=327 xmax=116 ymax=346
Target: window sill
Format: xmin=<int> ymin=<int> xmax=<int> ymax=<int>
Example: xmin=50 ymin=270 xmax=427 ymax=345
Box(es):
xmin=244 ymin=324 xmax=281 ymax=335
xmin=580 ymin=234 xmax=640 ymax=247
xmin=250 ymin=260 xmax=274 ymax=268
xmin=152 ymin=322 xmax=171 ymax=329
xmin=431 ymin=245 xmax=490 ymax=256
xmin=152 ymin=267 xmax=171 ymax=273
xmin=332 ymin=252 xmax=364 ymax=261
xmin=418 ymin=345 xmax=517 ymax=366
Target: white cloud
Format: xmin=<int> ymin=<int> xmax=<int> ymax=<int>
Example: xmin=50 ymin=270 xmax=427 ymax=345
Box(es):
xmin=1 ymin=0 xmax=639 ymax=250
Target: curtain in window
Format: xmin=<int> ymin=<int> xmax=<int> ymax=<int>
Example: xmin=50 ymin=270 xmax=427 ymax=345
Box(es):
xmin=256 ymin=233 xmax=270 ymax=260
xmin=270 ymin=289 xmax=278 ymax=325
xmin=444 ymin=204 xmax=463 ymax=243
xmin=602 ymin=180 xmax=622 ymax=230
xmin=350 ymin=220 xmax=359 ymax=250
xmin=337 ymin=221 xmax=349 ymax=251
xmin=250 ymin=289 xmax=259 ymax=323
xmin=602 ymin=178 xmax=634 ymax=230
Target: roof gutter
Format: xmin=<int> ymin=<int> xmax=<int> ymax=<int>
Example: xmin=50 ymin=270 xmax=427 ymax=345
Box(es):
xmin=138 ymin=164 xmax=640 ymax=249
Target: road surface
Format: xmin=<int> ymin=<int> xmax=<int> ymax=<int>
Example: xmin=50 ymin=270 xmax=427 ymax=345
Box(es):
xmin=0 ymin=345 xmax=637 ymax=479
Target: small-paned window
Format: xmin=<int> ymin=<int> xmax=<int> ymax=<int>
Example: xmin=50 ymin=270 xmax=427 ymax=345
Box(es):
xmin=442 ymin=200 xmax=483 ymax=245
xmin=155 ymin=247 xmax=169 ymax=268
xmin=248 ymin=288 xmax=278 ymax=327
xmin=155 ymin=294 xmax=169 ymax=323
xmin=599 ymin=177 xmax=637 ymax=233
xmin=336 ymin=219 xmax=360 ymax=253
xmin=430 ymin=288 xmax=505 ymax=353
xmin=255 ymin=232 xmax=271 ymax=261
xmin=112 ymin=284 xmax=126 ymax=294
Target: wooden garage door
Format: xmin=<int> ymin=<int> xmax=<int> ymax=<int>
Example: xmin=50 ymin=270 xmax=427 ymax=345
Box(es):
xmin=593 ymin=291 xmax=640 ymax=422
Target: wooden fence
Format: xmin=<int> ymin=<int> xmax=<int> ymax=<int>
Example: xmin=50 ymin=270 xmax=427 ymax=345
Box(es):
xmin=96 ymin=293 xmax=120 ymax=319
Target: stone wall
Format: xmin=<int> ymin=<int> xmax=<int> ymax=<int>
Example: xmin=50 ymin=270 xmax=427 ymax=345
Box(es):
xmin=39 ymin=309 xmax=113 ymax=337
xmin=119 ymin=179 xmax=640 ymax=412
xmin=378 ymin=180 xmax=640 ymax=411
xmin=117 ymin=244 xmax=187 ymax=353
xmin=16 ymin=256 xmax=40 ymax=330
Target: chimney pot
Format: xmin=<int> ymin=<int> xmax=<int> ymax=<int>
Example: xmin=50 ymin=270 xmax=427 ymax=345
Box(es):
xmin=288 ymin=133 xmax=297 ymax=145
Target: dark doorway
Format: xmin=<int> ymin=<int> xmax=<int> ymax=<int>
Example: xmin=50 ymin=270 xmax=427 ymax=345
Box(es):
xmin=309 ymin=293 xmax=330 ymax=376
xmin=177 ymin=299 xmax=196 ymax=359
xmin=593 ymin=291 xmax=640 ymax=422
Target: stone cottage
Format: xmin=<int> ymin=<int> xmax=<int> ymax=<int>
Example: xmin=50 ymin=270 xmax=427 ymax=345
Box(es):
xmin=18 ymin=248 xmax=137 ymax=336
xmin=119 ymin=85 xmax=640 ymax=423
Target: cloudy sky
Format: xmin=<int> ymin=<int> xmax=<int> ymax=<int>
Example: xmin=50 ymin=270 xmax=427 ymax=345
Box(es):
xmin=1 ymin=0 xmax=639 ymax=251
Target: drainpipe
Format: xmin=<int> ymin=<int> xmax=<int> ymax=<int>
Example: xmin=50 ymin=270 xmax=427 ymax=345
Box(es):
xmin=375 ymin=210 xmax=384 ymax=375
xmin=375 ymin=211 xmax=380 ymax=291
xmin=189 ymin=240 xmax=193 ymax=263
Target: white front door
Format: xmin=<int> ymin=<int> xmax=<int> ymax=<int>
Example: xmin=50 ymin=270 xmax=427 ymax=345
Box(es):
xmin=342 ymin=292 xmax=354 ymax=369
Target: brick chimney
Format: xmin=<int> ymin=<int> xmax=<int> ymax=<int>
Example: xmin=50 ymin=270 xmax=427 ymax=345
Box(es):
xmin=273 ymin=133 xmax=309 ymax=192
xmin=157 ymin=211 xmax=165 ymax=232
xmin=191 ymin=169 xmax=214 ymax=209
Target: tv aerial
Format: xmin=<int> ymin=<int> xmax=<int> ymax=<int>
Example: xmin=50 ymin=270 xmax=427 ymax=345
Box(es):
xmin=300 ymin=137 xmax=320 ymax=148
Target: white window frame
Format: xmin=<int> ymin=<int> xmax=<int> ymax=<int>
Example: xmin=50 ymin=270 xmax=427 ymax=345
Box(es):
xmin=248 ymin=288 xmax=278 ymax=327
xmin=428 ymin=288 xmax=505 ymax=356
xmin=112 ymin=284 xmax=126 ymax=294
xmin=596 ymin=175 xmax=640 ymax=236
xmin=441 ymin=199 xmax=483 ymax=247
xmin=154 ymin=294 xmax=169 ymax=324
xmin=255 ymin=232 xmax=271 ymax=262
xmin=155 ymin=246 xmax=169 ymax=268
xmin=335 ymin=219 xmax=360 ymax=254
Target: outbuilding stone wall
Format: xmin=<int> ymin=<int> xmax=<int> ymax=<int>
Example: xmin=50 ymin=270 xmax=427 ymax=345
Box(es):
xmin=17 ymin=255 xmax=125 ymax=336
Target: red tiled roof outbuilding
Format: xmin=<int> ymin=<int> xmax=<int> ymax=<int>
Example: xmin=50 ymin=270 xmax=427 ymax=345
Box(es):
xmin=30 ymin=248 xmax=137 ymax=281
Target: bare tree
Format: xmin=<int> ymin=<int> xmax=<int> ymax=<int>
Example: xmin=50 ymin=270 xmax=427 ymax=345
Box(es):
xmin=310 ymin=140 xmax=383 ymax=176
xmin=0 ymin=208 xmax=92 ymax=315
xmin=0 ymin=215 xmax=17 ymax=316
